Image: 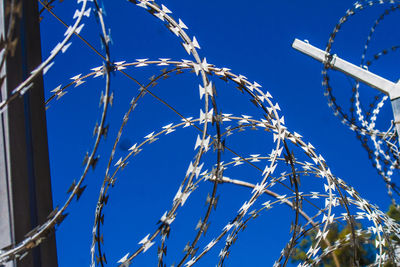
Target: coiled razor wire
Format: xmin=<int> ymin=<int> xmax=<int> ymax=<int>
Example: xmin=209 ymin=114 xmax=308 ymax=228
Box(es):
xmin=321 ymin=0 xmax=400 ymax=203
xmin=0 ymin=0 xmax=399 ymax=266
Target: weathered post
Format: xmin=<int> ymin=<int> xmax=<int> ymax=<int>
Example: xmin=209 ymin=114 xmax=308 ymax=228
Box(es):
xmin=0 ymin=1 xmax=58 ymax=266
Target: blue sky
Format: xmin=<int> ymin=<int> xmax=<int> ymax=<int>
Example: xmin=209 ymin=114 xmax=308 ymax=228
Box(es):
xmin=38 ymin=0 xmax=400 ymax=266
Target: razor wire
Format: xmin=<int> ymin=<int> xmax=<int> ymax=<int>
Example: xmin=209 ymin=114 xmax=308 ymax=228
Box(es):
xmin=321 ymin=0 xmax=400 ymax=203
xmin=0 ymin=0 xmax=399 ymax=266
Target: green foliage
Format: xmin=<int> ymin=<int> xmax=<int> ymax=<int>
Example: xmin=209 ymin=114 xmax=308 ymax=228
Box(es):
xmin=291 ymin=204 xmax=400 ymax=266
xmin=291 ymin=222 xmax=374 ymax=266
xmin=387 ymin=205 xmax=400 ymax=222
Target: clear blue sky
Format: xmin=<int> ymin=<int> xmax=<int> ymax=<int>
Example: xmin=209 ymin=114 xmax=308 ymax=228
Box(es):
xmin=39 ymin=0 xmax=400 ymax=266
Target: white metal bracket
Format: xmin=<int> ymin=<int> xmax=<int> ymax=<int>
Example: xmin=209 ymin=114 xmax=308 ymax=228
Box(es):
xmin=292 ymin=38 xmax=400 ymax=143
xmin=292 ymin=38 xmax=400 ymax=100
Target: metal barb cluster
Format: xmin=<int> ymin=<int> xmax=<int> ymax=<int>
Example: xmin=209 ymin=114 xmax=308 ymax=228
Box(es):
xmin=321 ymin=0 xmax=400 ymax=203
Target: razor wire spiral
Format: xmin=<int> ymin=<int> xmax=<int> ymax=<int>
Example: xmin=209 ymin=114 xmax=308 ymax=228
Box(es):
xmin=0 ymin=0 xmax=400 ymax=266
xmin=321 ymin=0 xmax=400 ymax=203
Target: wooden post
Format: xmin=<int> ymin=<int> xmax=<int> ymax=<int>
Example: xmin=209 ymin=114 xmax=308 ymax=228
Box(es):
xmin=0 ymin=0 xmax=58 ymax=266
